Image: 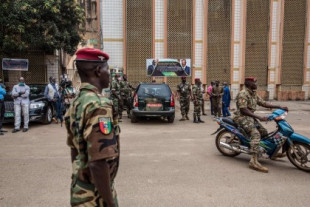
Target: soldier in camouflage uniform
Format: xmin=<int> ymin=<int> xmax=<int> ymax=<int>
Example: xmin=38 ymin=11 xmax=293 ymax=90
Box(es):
xmin=211 ymin=80 xmax=223 ymax=117
xmin=192 ymin=78 xmax=204 ymax=123
xmin=233 ymin=77 xmax=288 ymax=173
xmin=65 ymin=48 xmax=120 ymax=206
xmin=111 ymin=74 xmax=122 ymax=122
xmin=119 ymin=74 xmax=134 ymax=118
xmin=177 ymin=77 xmax=192 ymax=121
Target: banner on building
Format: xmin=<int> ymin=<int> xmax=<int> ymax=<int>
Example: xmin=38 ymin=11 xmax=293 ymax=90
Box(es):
xmin=146 ymin=58 xmax=191 ymax=77
xmin=2 ymin=58 xmax=29 ymax=71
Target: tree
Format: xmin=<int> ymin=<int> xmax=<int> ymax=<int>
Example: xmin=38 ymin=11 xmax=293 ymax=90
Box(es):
xmin=0 ymin=0 xmax=85 ymax=55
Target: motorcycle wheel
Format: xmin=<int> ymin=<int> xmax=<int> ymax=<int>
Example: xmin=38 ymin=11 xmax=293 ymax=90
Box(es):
xmin=287 ymin=142 xmax=310 ymax=172
xmin=215 ymin=130 xmax=241 ymax=157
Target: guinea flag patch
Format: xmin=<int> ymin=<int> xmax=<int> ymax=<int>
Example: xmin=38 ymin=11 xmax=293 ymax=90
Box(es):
xmin=99 ymin=117 xmax=112 ymax=135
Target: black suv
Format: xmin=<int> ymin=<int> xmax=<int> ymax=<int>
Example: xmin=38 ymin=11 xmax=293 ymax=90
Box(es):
xmin=130 ymin=83 xmax=175 ymax=123
xmin=4 ymin=84 xmax=54 ymax=124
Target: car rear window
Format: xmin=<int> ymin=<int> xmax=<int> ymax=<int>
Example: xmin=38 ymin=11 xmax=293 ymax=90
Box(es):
xmin=137 ymin=84 xmax=171 ymax=98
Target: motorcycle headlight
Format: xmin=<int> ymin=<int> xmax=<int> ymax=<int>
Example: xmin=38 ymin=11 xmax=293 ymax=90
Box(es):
xmin=30 ymin=102 xmax=45 ymax=109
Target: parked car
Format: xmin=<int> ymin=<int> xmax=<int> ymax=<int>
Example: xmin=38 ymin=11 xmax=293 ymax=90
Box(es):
xmin=3 ymin=84 xmax=54 ymax=124
xmin=130 ymin=83 xmax=175 ymax=123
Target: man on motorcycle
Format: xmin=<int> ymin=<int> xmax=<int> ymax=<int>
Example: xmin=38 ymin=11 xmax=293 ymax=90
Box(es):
xmin=233 ymin=77 xmax=288 ymax=173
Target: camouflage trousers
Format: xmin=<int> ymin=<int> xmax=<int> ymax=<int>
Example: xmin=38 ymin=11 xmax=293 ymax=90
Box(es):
xmin=213 ymin=98 xmax=222 ymax=117
xmin=193 ymin=100 xmax=202 ymax=116
xmin=233 ymin=116 xmax=268 ymax=154
xmin=179 ymin=97 xmax=190 ymax=116
xmin=112 ymin=98 xmax=121 ymax=119
xmin=70 ymin=178 xmax=118 ymax=207
xmin=120 ymin=96 xmax=131 ymax=116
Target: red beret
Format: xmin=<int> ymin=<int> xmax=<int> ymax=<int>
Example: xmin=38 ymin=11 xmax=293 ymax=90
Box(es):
xmin=245 ymin=77 xmax=257 ymax=81
xmin=76 ymin=48 xmax=109 ymax=62
xmin=195 ymin=78 xmax=200 ymax=81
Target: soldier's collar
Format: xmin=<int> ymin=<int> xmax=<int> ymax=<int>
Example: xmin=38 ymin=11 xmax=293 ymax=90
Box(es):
xmin=80 ymin=83 xmax=100 ymax=94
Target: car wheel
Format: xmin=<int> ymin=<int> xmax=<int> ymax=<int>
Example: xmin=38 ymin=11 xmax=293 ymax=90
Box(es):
xmin=42 ymin=106 xmax=53 ymax=124
xmin=167 ymin=115 xmax=174 ymax=123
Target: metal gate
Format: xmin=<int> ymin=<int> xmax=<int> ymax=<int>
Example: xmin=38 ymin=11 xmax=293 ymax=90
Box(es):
xmin=281 ymin=0 xmax=306 ymax=87
xmin=167 ymin=0 xmax=193 ymax=90
xmin=126 ymin=0 xmax=153 ymax=86
xmin=245 ymin=0 xmax=269 ymax=88
xmin=207 ymin=0 xmax=231 ymax=84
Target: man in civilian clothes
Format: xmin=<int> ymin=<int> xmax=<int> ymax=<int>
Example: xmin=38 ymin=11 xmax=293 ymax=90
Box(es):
xmin=207 ymin=81 xmax=215 ymax=115
xmin=45 ymin=76 xmax=63 ymax=125
xmin=12 ymin=77 xmax=30 ymax=133
xmin=222 ymin=82 xmax=231 ymax=117
xmin=0 ymin=79 xmax=6 ymax=135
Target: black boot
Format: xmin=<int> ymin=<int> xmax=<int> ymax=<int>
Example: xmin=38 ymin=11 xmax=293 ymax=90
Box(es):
xmin=193 ymin=114 xmax=199 ymax=123
xmin=198 ymin=116 xmax=205 ymax=123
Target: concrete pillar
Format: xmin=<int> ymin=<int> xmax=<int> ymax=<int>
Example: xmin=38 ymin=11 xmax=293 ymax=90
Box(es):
xmin=45 ymin=54 xmax=60 ymax=82
xmin=230 ymin=0 xmax=247 ymax=99
xmin=152 ymin=0 xmax=165 ymax=83
xmin=303 ymin=0 xmax=310 ymax=99
xmin=192 ymin=0 xmax=206 ymax=85
xmin=267 ymin=0 xmax=284 ymax=100
xmin=101 ymin=0 xmax=124 ymax=70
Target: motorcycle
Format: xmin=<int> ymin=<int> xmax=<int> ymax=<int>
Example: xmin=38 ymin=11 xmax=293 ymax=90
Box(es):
xmin=212 ymin=109 xmax=310 ymax=172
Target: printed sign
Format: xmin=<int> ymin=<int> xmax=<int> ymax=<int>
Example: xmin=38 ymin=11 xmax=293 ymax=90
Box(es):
xmin=2 ymin=58 xmax=29 ymax=71
xmin=146 ymin=58 xmax=191 ymax=77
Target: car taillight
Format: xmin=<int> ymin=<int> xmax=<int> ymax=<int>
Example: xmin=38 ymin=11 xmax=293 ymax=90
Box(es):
xmin=133 ymin=94 xmax=138 ymax=107
xmin=170 ymin=94 xmax=175 ymax=107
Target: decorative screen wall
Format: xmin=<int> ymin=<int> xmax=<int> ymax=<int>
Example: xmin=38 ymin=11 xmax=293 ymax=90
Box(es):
xmin=21 ymin=51 xmax=47 ymax=84
xmin=167 ymin=0 xmax=192 ymax=89
xmin=126 ymin=0 xmax=153 ymax=86
xmin=281 ymin=0 xmax=306 ymax=86
xmin=0 ymin=51 xmax=46 ymax=85
xmin=245 ymin=0 xmax=269 ymax=87
xmin=207 ymin=0 xmax=231 ymax=84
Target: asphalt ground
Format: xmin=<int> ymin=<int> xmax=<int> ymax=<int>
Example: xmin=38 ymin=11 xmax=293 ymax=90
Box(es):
xmin=0 ymin=101 xmax=309 ymax=207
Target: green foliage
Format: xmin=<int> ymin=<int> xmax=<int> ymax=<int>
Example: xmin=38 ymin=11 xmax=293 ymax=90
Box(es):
xmin=0 ymin=0 xmax=85 ymax=55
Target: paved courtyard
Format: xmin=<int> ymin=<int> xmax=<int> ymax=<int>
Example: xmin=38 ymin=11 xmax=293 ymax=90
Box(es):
xmin=0 ymin=101 xmax=310 ymax=207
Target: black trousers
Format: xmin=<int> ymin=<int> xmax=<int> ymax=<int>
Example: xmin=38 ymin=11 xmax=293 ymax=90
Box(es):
xmin=210 ymin=97 xmax=214 ymax=115
xmin=0 ymin=102 xmax=4 ymax=129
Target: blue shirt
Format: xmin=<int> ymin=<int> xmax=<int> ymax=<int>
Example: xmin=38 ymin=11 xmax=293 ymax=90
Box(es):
xmin=222 ymin=86 xmax=231 ymax=107
xmin=0 ymin=85 xmax=6 ymax=100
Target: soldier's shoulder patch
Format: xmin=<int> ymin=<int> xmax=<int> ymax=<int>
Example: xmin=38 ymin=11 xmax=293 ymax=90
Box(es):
xmin=99 ymin=117 xmax=112 ymax=135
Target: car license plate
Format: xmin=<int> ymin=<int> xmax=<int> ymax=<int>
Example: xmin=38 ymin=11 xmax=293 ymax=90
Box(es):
xmin=147 ymin=103 xmax=162 ymax=107
xmin=4 ymin=112 xmax=14 ymax=118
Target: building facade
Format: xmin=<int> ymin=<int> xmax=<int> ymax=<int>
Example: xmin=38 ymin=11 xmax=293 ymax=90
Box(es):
xmin=101 ymin=0 xmax=310 ymax=100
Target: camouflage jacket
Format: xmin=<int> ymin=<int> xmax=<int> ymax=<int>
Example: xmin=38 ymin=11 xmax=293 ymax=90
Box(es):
xmin=120 ymin=80 xmax=133 ymax=97
xmin=65 ymin=83 xmax=120 ymax=184
xmin=211 ymin=85 xmax=223 ymax=101
xmin=111 ymin=80 xmax=121 ymax=98
xmin=177 ymin=82 xmax=191 ymax=99
xmin=192 ymin=84 xmax=202 ymax=100
xmin=234 ymin=87 xmax=266 ymax=118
